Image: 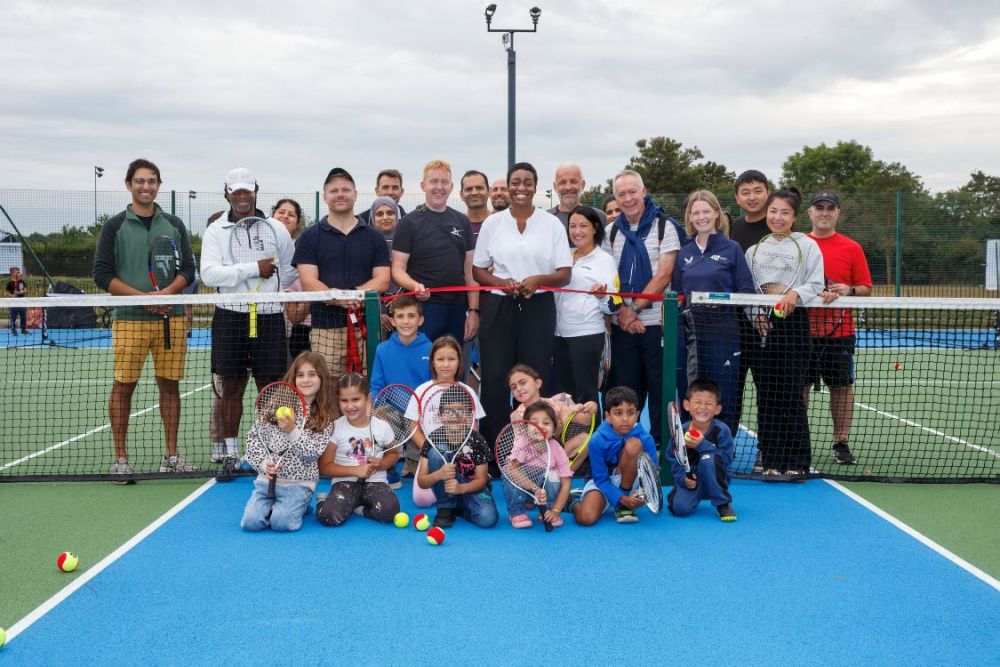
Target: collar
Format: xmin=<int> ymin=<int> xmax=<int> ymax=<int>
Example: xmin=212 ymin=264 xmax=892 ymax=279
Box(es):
xmin=319 ymin=215 xmax=363 ymax=235
xmin=125 ymin=203 xmax=163 ymax=223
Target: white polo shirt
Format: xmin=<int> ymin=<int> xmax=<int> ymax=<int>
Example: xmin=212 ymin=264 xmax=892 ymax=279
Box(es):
xmin=473 ymin=208 xmax=573 ymax=295
xmin=555 ymin=246 xmax=618 ymax=338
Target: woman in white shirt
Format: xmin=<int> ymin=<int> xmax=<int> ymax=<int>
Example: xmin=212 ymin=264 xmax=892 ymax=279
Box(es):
xmin=554 ymin=205 xmax=618 ymax=404
xmin=472 ymin=162 xmax=572 ymax=445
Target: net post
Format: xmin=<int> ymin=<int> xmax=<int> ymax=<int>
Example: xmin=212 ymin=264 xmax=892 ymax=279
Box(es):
xmin=170 ymin=190 xmax=176 ymax=216
xmin=363 ymin=290 xmax=380 ymax=377
xmin=314 ymin=191 xmax=320 ymax=222
xmin=660 ymin=290 xmax=679 ymax=485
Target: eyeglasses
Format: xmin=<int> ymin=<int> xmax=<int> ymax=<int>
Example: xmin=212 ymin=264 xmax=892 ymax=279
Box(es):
xmin=439 ymin=408 xmax=470 ymax=419
xmin=132 ymin=178 xmax=159 ymax=187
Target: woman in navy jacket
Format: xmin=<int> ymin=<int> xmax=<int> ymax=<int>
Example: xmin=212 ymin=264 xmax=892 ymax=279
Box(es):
xmin=671 ymin=190 xmax=753 ymax=435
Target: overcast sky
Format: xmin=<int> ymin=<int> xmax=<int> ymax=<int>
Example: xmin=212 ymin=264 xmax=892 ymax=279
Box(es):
xmin=2 ymin=0 xmax=999 ymax=206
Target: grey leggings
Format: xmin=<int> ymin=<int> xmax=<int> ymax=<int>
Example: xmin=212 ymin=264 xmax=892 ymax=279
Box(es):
xmin=316 ymin=480 xmax=400 ymax=527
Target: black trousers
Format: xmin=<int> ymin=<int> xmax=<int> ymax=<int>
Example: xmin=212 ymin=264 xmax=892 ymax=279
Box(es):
xmin=554 ymin=332 xmax=605 ymax=404
xmin=478 ymin=291 xmax=556 ymax=445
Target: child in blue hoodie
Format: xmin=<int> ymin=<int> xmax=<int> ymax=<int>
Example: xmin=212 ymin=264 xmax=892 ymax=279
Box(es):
xmin=369 ymin=295 xmax=432 ymax=487
xmin=667 ymin=378 xmax=736 ymax=521
xmin=571 ymin=386 xmax=657 ymax=525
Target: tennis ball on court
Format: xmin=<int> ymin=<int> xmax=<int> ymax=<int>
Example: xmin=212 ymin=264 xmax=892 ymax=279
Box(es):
xmin=57 ymin=551 xmax=79 ymax=572
xmin=275 ymin=406 xmax=293 ymax=420
xmin=413 ymin=513 xmax=431 ymax=531
xmin=0 ymin=626 xmax=5 ymax=648
xmin=426 ymin=526 xmax=446 ymax=546
xmin=772 ymin=303 xmax=786 ymax=318
xmin=393 ymin=512 xmax=410 ymax=528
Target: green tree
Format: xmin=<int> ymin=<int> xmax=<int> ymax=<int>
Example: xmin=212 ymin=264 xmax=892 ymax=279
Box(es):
xmin=781 ymin=140 xmax=925 ymax=194
xmin=624 ymin=136 xmax=735 ymax=195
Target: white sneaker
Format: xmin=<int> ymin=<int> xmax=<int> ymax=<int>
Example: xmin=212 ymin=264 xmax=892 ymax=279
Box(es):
xmin=110 ymin=458 xmax=134 ymax=484
xmin=210 ymin=442 xmax=225 ymax=463
xmin=160 ymin=453 xmax=196 ymax=473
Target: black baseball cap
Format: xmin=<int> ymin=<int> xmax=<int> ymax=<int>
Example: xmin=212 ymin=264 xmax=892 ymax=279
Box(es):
xmin=809 ymin=189 xmax=840 ymax=207
xmin=324 ymin=167 xmax=355 ymax=187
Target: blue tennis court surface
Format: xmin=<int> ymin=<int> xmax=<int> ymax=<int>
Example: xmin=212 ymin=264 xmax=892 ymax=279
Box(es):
xmin=7 ymin=478 xmax=999 ymax=665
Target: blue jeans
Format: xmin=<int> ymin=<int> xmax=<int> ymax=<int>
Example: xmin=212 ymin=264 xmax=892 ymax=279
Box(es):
xmin=501 ymin=477 xmax=562 ymax=517
xmin=426 ymin=448 xmax=498 ymax=528
xmin=240 ymin=478 xmax=313 ymax=532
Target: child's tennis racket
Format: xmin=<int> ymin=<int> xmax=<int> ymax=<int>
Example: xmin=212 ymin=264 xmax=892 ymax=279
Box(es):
xmin=668 ymin=400 xmax=692 ymax=479
xmin=750 ymin=233 xmax=804 ymax=348
xmin=229 ymin=216 xmax=278 ymax=339
xmin=419 ymin=382 xmax=476 ymax=489
xmin=361 ymin=384 xmax=420 ymax=486
xmin=635 ymin=451 xmax=662 ymax=514
xmin=148 ymin=235 xmax=179 ymax=349
xmin=253 ymin=381 xmax=307 ymax=499
xmin=496 ymin=420 xmax=554 ymax=532
xmin=562 ymin=410 xmax=596 ymax=471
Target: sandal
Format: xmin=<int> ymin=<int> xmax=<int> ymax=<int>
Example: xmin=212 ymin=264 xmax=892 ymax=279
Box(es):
xmin=548 ymin=514 xmax=564 ymax=528
xmin=510 ymin=513 xmax=532 ymax=529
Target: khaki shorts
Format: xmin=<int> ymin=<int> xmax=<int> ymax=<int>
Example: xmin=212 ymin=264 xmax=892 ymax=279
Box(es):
xmin=309 ymin=326 xmax=366 ymax=377
xmin=112 ymin=318 xmax=187 ymax=383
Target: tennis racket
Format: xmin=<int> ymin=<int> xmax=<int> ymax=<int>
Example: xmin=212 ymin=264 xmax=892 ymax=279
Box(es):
xmin=668 ymin=400 xmax=692 ymax=479
xmin=419 ymin=382 xmax=476 ymax=494
xmin=562 ymin=410 xmax=596 ymax=471
xmin=496 ymin=420 xmax=554 ymax=532
xmin=253 ymin=381 xmax=307 ymax=499
xmin=362 ymin=384 xmax=420 ymax=485
xmin=634 ymin=451 xmax=662 ymax=514
xmin=750 ymin=233 xmax=804 ymax=347
xmin=229 ymin=216 xmax=279 ymax=339
xmin=148 ymin=235 xmax=180 ymax=349
xmin=597 ymin=329 xmax=612 ymax=391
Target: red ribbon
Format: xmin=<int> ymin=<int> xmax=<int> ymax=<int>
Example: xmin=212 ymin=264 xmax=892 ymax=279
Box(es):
xmin=380 ymin=284 xmax=666 ymax=303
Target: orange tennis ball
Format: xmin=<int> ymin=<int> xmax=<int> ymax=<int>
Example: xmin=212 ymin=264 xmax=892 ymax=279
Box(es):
xmin=57 ymin=551 xmax=79 ymax=572
xmin=426 ymin=526 xmax=446 ymax=545
xmin=413 ymin=513 xmax=431 ymax=531
xmin=773 ymin=303 xmax=786 ymax=318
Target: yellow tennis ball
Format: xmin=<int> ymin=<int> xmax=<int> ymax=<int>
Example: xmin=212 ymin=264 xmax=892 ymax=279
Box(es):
xmin=0 ymin=626 xmax=6 ymax=649
xmin=413 ymin=513 xmax=431 ymax=531
xmin=393 ymin=512 xmax=410 ymax=528
xmin=275 ymin=406 xmax=293 ymax=420
xmin=57 ymin=551 xmax=79 ymax=572
xmin=773 ymin=303 xmax=786 ymax=319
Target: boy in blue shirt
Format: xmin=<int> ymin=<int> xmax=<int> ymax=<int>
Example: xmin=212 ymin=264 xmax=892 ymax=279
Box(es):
xmin=571 ymin=386 xmax=658 ymax=525
xmin=369 ymin=294 xmax=432 ymax=487
xmin=668 ymin=378 xmax=737 ymax=521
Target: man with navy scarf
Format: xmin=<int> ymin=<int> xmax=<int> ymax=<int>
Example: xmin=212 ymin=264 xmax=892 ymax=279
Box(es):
xmin=601 ymin=169 xmax=681 ymax=447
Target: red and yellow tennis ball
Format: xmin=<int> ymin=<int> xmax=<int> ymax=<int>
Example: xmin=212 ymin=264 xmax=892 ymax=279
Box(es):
xmin=426 ymin=526 xmax=446 ymax=546
xmin=275 ymin=406 xmax=292 ymax=420
xmin=393 ymin=512 xmax=410 ymax=528
xmin=773 ymin=302 xmax=786 ymax=318
xmin=894 ymin=362 xmax=902 ymax=371
xmin=57 ymin=551 xmax=79 ymax=572
xmin=413 ymin=513 xmax=431 ymax=531
xmin=684 ymin=428 xmax=701 ymax=444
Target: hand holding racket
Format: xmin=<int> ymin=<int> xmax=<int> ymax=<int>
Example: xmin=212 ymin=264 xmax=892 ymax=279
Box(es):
xmin=496 ymin=420 xmax=554 ymax=532
xmin=750 ymin=233 xmax=804 ymax=347
xmin=668 ymin=400 xmax=694 ymax=481
xmin=254 ymin=382 xmax=307 ymax=500
xmin=633 ymin=451 xmax=663 ymax=514
xmin=229 ymin=216 xmax=279 ymax=339
xmin=562 ymin=410 xmax=596 ymax=471
xmin=419 ymin=382 xmax=475 ymax=491
xmin=362 ymin=384 xmax=420 ymax=486
xmin=148 ymin=235 xmax=180 ymax=349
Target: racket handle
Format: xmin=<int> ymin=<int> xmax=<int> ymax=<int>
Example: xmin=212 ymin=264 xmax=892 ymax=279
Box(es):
xmin=266 ymin=472 xmax=277 ymax=499
xmin=541 ymin=505 xmax=553 ymax=533
xmin=249 ymin=303 xmax=258 ymax=339
xmin=162 ymin=313 xmax=171 ymax=350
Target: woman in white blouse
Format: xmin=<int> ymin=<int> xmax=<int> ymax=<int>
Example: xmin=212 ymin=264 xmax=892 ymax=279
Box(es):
xmin=554 ymin=205 xmax=618 ymax=404
xmin=472 ymin=162 xmax=572 ymax=444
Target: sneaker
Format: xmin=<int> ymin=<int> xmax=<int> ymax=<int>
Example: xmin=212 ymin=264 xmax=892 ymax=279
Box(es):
xmin=762 ymin=468 xmax=785 ymax=482
xmin=615 ymin=507 xmax=639 ymax=524
xmin=509 ymin=513 xmax=532 ymax=529
xmin=401 ymin=459 xmax=418 ymax=478
xmin=548 ymin=513 xmax=564 ymax=528
xmin=160 ymin=453 xmax=196 ymax=473
xmin=433 ymin=508 xmax=455 ymax=528
xmin=210 ymin=442 xmax=225 ymax=463
xmin=752 ymin=452 xmax=763 ymax=475
xmin=832 ymin=441 xmax=857 ymax=465
xmin=717 ymin=503 xmax=737 ymax=522
xmin=386 ymin=465 xmax=402 ymax=490
xmin=315 ymin=491 xmax=329 ymax=504
xmin=224 ymin=441 xmax=239 ymax=458
xmin=109 ymin=458 xmax=134 ymax=484
xmin=566 ymin=488 xmax=584 ymax=512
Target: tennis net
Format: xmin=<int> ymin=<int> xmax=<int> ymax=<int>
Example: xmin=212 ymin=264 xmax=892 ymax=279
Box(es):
xmin=686 ymin=293 xmax=1000 ymax=483
xmin=0 ymin=289 xmax=375 ymax=482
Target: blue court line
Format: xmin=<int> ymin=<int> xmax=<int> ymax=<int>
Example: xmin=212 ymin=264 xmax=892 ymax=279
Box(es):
xmin=6 ymin=478 xmax=998 ymax=665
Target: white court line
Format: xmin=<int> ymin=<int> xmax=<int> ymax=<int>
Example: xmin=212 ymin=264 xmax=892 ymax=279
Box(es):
xmin=0 ymin=383 xmax=212 ymax=472
xmin=823 ymin=479 xmax=1000 ymax=592
xmin=5 ymin=479 xmax=217 ymax=643
xmin=851 ymin=398 xmax=1000 ymax=459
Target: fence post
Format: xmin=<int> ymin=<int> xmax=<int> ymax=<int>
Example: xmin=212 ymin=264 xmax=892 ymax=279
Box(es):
xmin=660 ymin=291 xmax=679 ymax=484
xmin=895 ymin=192 xmax=902 ymax=297
xmin=315 ymin=191 xmax=320 ymax=222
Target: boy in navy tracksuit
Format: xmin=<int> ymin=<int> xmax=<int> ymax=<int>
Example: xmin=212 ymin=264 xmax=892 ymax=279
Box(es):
xmin=369 ymin=295 xmax=432 ymax=487
xmin=671 ymin=228 xmax=754 ymax=435
xmin=668 ymin=378 xmax=737 ymax=521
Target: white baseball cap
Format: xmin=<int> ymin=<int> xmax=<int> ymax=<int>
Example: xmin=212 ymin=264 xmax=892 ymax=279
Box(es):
xmin=225 ymin=167 xmax=256 ymax=193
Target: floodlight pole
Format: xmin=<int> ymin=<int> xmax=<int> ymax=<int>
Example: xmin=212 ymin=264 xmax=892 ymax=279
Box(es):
xmin=188 ymin=190 xmax=197 ymax=231
xmin=94 ymin=166 xmax=104 ymax=225
xmin=485 ymin=5 xmax=541 ymax=170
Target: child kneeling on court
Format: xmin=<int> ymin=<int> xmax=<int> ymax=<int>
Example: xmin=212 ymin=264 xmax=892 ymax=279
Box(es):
xmin=668 ymin=378 xmax=737 ymax=522
xmin=501 ymin=401 xmax=573 ymax=528
xmin=570 ymin=386 xmax=657 ymax=525
xmin=415 ymin=385 xmax=498 ymax=529
xmin=316 ymin=373 xmax=401 ymax=526
xmin=241 ymin=352 xmax=337 ymax=532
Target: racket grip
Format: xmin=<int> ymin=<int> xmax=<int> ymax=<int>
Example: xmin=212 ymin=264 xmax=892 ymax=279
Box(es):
xmin=163 ymin=314 xmax=172 ymax=350
xmin=266 ymin=473 xmax=277 ymax=499
xmin=249 ymin=303 xmax=258 ymax=339
xmin=541 ymin=506 xmax=553 ymax=532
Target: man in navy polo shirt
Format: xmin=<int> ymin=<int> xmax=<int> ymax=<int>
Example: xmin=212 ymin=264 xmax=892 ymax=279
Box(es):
xmin=294 ymin=167 xmax=390 ymax=376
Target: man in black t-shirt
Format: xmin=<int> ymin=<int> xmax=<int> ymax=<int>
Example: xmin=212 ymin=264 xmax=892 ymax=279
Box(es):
xmin=5 ymin=265 xmax=28 ymax=335
xmin=391 ymin=160 xmax=480 ymax=345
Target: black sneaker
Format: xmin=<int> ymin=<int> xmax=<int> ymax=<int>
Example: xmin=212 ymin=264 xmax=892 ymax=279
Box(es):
xmin=832 ymin=441 xmax=856 ymax=465
xmin=717 ymin=503 xmax=737 ymax=522
xmin=433 ymin=508 xmax=455 ymax=528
